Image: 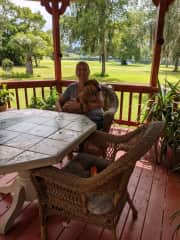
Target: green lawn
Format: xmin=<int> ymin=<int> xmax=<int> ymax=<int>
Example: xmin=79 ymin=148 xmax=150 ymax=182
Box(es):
xmin=0 ymin=59 xmax=179 ymax=84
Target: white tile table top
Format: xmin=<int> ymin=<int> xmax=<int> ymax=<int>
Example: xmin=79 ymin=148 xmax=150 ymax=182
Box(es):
xmin=0 ymin=109 xmax=96 ymax=174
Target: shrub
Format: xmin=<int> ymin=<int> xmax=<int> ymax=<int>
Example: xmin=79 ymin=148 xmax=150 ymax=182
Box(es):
xmin=2 ymin=58 xmax=14 ymax=73
xmin=29 ymin=88 xmax=58 ymax=111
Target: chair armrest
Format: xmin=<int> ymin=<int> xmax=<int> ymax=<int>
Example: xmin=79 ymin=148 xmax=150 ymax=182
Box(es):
xmin=31 ymin=165 xmax=128 ymax=194
xmin=86 ymin=124 xmax=146 ymax=149
xmin=103 ymin=109 xmax=114 ymax=132
xmin=32 ymin=166 xmax=99 ymax=193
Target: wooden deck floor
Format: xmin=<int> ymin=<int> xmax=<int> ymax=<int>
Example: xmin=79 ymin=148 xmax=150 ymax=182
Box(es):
xmin=0 ymin=129 xmax=180 ymax=240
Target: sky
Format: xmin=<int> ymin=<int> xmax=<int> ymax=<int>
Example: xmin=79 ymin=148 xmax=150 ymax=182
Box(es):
xmin=10 ymin=0 xmax=52 ymax=30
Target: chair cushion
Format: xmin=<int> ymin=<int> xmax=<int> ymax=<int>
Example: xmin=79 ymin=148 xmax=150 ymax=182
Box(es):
xmin=87 ymin=193 xmax=114 ymax=215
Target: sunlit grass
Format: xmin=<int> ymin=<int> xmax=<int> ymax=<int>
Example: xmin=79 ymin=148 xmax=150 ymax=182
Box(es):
xmin=0 ymin=59 xmax=179 ymax=84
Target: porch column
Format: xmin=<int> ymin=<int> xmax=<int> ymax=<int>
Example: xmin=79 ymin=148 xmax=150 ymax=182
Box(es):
xmin=150 ymin=0 xmax=175 ymax=87
xmin=40 ymin=0 xmax=70 ymax=92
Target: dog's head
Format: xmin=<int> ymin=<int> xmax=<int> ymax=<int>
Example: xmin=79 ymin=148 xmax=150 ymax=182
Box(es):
xmin=83 ymin=79 xmax=100 ymax=96
xmin=77 ymin=79 xmax=100 ymax=104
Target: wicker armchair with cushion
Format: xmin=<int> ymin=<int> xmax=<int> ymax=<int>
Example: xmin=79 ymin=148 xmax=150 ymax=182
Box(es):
xmin=31 ymin=121 xmax=164 ymax=240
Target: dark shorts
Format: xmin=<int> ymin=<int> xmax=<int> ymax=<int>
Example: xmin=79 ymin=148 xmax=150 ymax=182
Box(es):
xmin=62 ymin=153 xmax=109 ymax=178
xmin=92 ymin=117 xmax=104 ymax=130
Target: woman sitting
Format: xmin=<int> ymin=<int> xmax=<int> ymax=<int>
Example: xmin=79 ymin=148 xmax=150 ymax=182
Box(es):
xmin=56 ymin=62 xmax=104 ymax=130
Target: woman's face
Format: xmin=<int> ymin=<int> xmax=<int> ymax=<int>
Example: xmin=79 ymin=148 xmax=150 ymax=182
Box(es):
xmin=76 ymin=63 xmax=90 ymax=84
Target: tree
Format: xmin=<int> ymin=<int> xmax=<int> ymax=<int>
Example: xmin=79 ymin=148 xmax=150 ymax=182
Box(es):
xmin=16 ymin=6 xmax=45 ymax=34
xmin=9 ymin=33 xmax=46 ymax=74
xmin=62 ymin=0 xmax=126 ymax=76
xmin=0 ymin=0 xmax=46 ymax=66
xmin=163 ymin=0 xmax=180 ymax=72
xmin=0 ymin=0 xmax=20 ymax=64
xmin=114 ymin=11 xmax=143 ymax=64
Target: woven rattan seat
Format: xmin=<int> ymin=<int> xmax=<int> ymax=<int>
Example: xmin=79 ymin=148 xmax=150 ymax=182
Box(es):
xmin=31 ymin=121 xmax=164 ymax=240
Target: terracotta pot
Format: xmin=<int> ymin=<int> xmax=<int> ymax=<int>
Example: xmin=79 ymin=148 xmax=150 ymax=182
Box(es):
xmin=0 ymin=104 xmax=7 ymax=112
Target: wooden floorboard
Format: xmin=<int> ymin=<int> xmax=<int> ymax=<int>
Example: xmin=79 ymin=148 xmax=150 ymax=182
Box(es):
xmin=120 ymin=160 xmax=155 ymax=240
xmin=161 ymin=172 xmax=180 ymax=240
xmin=57 ymin=220 xmax=86 ymax=240
xmin=116 ymin=162 xmax=143 ymax=239
xmin=141 ymin=165 xmax=167 ymax=240
xmin=0 ymin=128 xmax=180 ymax=240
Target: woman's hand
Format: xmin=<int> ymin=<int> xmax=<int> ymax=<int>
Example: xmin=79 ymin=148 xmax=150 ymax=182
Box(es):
xmin=62 ymin=100 xmax=83 ymax=113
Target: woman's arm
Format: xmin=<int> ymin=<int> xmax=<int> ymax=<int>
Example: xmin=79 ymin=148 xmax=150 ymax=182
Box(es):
xmin=56 ymin=96 xmax=66 ymax=112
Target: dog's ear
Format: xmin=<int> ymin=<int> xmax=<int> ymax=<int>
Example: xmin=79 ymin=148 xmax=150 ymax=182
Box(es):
xmin=84 ymin=80 xmax=100 ymax=93
xmin=83 ymin=84 xmax=97 ymax=96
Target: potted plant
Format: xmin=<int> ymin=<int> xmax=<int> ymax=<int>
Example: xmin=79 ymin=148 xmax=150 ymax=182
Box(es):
xmin=171 ymin=209 xmax=180 ymax=239
xmin=0 ymin=84 xmax=14 ymax=112
xmin=142 ymin=79 xmax=180 ymax=168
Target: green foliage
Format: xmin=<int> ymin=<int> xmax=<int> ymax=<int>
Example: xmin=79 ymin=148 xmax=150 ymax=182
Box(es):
xmin=62 ymin=0 xmax=126 ymax=75
xmin=2 ymin=58 xmax=14 ymax=72
xmin=8 ymin=33 xmax=47 ymax=74
xmin=0 ymin=84 xmax=14 ymax=106
xmin=0 ymin=72 xmax=32 ymax=79
xmin=171 ymin=209 xmax=180 ymax=240
xmin=142 ymin=79 xmax=180 ymax=164
xmin=29 ymin=88 xmax=58 ymax=111
xmin=0 ymin=0 xmax=46 ymax=66
xmin=163 ymin=0 xmax=180 ymax=72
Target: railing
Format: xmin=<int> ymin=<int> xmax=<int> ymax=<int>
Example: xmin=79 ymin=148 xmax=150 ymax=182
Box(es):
xmin=2 ymin=80 xmax=57 ymax=109
xmin=1 ymin=80 xmax=158 ymax=126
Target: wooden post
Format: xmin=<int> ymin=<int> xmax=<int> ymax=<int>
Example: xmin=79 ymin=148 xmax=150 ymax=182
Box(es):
xmin=52 ymin=1 xmax=61 ymax=90
xmin=150 ymin=0 xmax=175 ymax=87
xmin=40 ymin=0 xmax=70 ymax=92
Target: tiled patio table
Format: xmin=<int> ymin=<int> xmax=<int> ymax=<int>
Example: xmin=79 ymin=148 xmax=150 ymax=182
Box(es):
xmin=0 ymin=109 xmax=96 ymax=234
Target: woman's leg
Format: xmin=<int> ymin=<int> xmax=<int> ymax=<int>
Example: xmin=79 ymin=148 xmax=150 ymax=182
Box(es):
xmin=73 ymin=153 xmax=109 ymax=172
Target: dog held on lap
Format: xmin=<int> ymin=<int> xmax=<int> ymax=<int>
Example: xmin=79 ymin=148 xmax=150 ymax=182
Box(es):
xmin=62 ymin=79 xmax=101 ymax=114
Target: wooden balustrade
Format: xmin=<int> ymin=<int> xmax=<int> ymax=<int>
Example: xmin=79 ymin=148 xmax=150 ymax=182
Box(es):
xmin=2 ymin=80 xmax=57 ymax=109
xmin=1 ymin=80 xmax=158 ymax=126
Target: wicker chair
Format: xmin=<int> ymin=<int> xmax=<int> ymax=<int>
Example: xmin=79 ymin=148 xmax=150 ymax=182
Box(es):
xmin=56 ymin=84 xmax=118 ymax=132
xmin=31 ymin=121 xmax=164 ymax=240
xmin=101 ymin=85 xmax=118 ymax=132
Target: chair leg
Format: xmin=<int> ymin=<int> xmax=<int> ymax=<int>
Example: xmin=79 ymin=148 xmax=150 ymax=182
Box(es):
xmin=39 ymin=205 xmax=47 ymax=240
xmin=112 ymin=227 xmax=117 ymax=240
xmin=41 ymin=224 xmax=47 ymax=240
xmin=127 ymin=193 xmax=138 ymax=219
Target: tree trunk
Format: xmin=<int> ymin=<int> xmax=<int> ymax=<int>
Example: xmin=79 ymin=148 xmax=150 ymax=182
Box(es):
xmin=101 ymin=35 xmax=106 ymax=76
xmin=173 ymin=57 xmax=179 ymax=72
xmin=26 ymin=55 xmax=33 ymax=75
xmin=149 ymin=24 xmax=153 ymax=50
xmin=34 ymin=56 xmax=38 ymax=68
xmin=101 ymin=53 xmax=106 ymax=76
xmin=166 ymin=54 xmax=169 ymax=68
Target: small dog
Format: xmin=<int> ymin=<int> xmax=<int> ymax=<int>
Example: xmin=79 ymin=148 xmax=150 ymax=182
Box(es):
xmin=62 ymin=79 xmax=101 ymax=113
xmin=77 ymin=79 xmax=101 ymax=107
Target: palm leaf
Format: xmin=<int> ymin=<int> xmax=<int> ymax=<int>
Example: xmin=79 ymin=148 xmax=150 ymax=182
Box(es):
xmin=172 ymin=224 xmax=180 ymax=240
